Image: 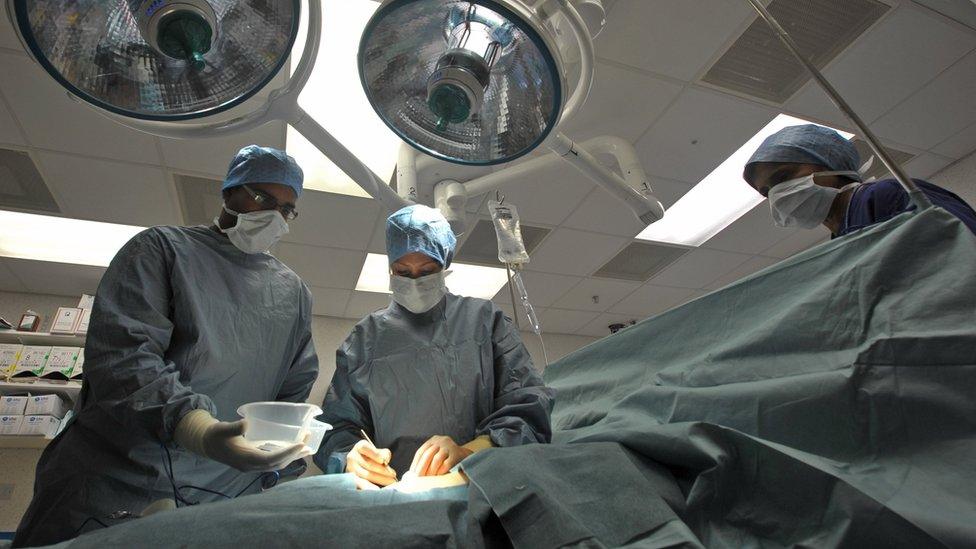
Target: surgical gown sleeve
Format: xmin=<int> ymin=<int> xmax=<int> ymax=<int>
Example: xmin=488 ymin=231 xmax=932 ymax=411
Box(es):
xmin=274 ymin=286 xmax=319 ymax=403
xmin=84 ymin=228 xmax=216 ymax=441
xmin=476 ymin=308 xmax=555 ymax=446
xmin=314 ymin=325 xmax=373 ymax=473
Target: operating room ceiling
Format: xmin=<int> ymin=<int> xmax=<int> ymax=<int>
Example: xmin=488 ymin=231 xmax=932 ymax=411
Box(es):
xmin=0 ymin=0 xmax=973 ymax=337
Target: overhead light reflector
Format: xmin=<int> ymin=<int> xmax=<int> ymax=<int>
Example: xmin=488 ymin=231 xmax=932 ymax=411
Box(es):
xmin=355 ymin=253 xmax=508 ymax=300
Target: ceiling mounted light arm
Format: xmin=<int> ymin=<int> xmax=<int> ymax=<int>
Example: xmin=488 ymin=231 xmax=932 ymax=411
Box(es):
xmin=743 ymin=0 xmax=931 ymax=211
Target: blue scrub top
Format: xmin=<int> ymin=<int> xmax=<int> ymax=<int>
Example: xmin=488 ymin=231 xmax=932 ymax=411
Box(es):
xmin=838 ymin=179 xmax=976 ymax=238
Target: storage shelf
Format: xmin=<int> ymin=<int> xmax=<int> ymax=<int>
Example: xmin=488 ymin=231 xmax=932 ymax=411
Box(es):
xmin=0 ymin=330 xmax=86 ymax=347
xmin=0 ymin=380 xmax=82 ymax=400
xmin=0 ymin=435 xmax=50 ymax=449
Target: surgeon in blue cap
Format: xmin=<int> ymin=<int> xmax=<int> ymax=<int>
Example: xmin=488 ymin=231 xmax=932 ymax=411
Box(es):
xmin=14 ymin=146 xmax=319 ymax=547
xmin=315 ymin=205 xmax=554 ymax=490
xmin=743 ymin=124 xmax=976 ymax=237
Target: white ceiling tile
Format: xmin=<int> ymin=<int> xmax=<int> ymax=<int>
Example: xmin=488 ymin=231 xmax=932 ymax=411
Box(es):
xmin=552 ymin=278 xmax=642 ymax=312
xmin=0 ymin=94 xmax=25 ymax=146
xmin=904 ymin=153 xmax=955 ymax=179
xmin=785 ymin=5 xmax=976 ymax=127
xmin=577 ymin=312 xmax=642 ymax=338
xmin=0 ymin=53 xmax=162 ymax=164
xmin=525 ymin=229 xmax=629 ymax=277
xmin=366 ymin=213 xmax=388 ymax=254
xmin=492 ymin=160 xmax=594 ymax=226
xmin=4 ymin=259 xmax=104 ymax=297
xmin=159 ymin=121 xmax=287 ymax=177
xmin=596 ymin=0 xmax=756 ymax=81
xmin=309 ymin=286 xmax=351 ymax=318
xmin=493 ymin=271 xmax=582 ymax=308
xmin=272 ymin=243 xmax=364 ymax=290
xmin=560 ymin=63 xmax=683 ymax=142
xmin=636 ymin=87 xmax=777 ymax=184
xmin=872 ymin=51 xmax=976 ymax=150
xmin=760 ymin=227 xmax=830 ymax=258
xmin=651 ymin=177 xmax=695 ymax=209
xmin=704 ymin=255 xmax=782 ymax=291
xmin=562 ymin=187 xmax=649 ymax=237
xmin=344 ymin=291 xmax=391 ymax=319
xmin=539 ymin=308 xmax=600 ymax=335
xmin=281 ymin=192 xmax=381 ymax=250
xmin=0 ymin=258 xmax=28 ymax=293
xmin=34 ymin=151 xmax=179 ymax=226
xmin=0 ymin=1 xmax=22 ymax=50
xmin=649 ymin=247 xmax=752 ymax=289
xmin=933 ymin=123 xmax=976 ymax=159
xmin=701 ymin=203 xmax=795 ymax=254
xmin=608 ymin=284 xmax=697 ymax=317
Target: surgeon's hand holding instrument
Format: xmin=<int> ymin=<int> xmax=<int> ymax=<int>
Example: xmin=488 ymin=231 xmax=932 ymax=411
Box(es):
xmin=347 ymin=435 xmax=397 ymax=487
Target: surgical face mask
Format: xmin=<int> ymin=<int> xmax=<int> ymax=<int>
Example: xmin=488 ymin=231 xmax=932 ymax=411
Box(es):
xmin=215 ymin=206 xmax=289 ymax=254
xmin=390 ymin=272 xmax=447 ymax=314
xmin=768 ymin=172 xmax=861 ymax=229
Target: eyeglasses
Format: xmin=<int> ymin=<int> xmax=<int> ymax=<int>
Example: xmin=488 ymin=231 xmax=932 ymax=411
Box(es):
xmin=241 ymin=185 xmax=298 ymax=221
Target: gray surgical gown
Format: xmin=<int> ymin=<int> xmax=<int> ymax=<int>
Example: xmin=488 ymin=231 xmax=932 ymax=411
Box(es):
xmin=314 ymin=295 xmax=554 ymax=476
xmin=13 ymin=226 xmax=318 ymax=548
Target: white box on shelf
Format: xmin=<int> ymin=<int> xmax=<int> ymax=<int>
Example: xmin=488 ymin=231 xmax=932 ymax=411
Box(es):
xmin=51 ymin=308 xmax=83 ymax=335
xmin=42 ymin=347 xmax=81 ymax=379
xmin=10 ymin=346 xmax=51 ymax=378
xmin=0 ymin=395 xmax=29 ymax=415
xmin=1 ymin=343 xmax=24 ymax=377
xmin=25 ymin=394 xmax=69 ymax=418
xmin=70 ymin=350 xmax=84 ymax=381
xmin=20 ymin=415 xmax=60 ymax=438
xmin=75 ymin=308 xmax=92 ymax=335
xmin=0 ymin=414 xmax=24 ymax=435
xmin=78 ymin=294 xmax=95 ymax=310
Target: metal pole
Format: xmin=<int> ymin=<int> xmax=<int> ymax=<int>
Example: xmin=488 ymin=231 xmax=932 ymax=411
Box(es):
xmin=744 ymin=0 xmax=932 ymax=210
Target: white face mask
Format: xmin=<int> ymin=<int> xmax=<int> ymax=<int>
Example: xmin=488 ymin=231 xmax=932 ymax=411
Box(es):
xmin=215 ymin=206 xmax=289 ymax=254
xmin=768 ymin=172 xmax=861 ymax=229
xmin=390 ymin=272 xmax=447 ymax=314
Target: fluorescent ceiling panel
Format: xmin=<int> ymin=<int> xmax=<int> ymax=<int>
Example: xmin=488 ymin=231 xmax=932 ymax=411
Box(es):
xmin=355 ymin=253 xmax=509 ymax=300
xmin=287 ymin=0 xmax=401 ymax=197
xmin=0 ymin=210 xmax=144 ymax=267
xmin=637 ymin=114 xmax=853 ymax=247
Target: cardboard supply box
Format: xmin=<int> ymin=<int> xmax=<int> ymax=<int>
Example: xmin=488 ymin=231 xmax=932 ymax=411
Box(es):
xmin=25 ymin=394 xmax=69 ymax=418
xmin=51 ymin=307 xmax=84 ymax=334
xmin=0 ymin=343 xmax=24 ymax=377
xmin=42 ymin=347 xmax=82 ymax=379
xmin=0 ymin=395 xmax=29 ymax=415
xmin=11 ymin=346 xmax=52 ymax=378
xmin=20 ymin=415 xmax=61 ymax=438
xmin=75 ymin=308 xmax=92 ymax=335
xmin=0 ymin=414 xmax=24 ymax=435
xmin=70 ymin=350 xmax=84 ymax=381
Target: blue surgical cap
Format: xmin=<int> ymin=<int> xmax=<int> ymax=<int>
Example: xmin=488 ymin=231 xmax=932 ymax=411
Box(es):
xmin=223 ymin=145 xmax=304 ymax=198
xmin=744 ymin=124 xmax=860 ymax=183
xmin=386 ymin=205 xmax=457 ymax=267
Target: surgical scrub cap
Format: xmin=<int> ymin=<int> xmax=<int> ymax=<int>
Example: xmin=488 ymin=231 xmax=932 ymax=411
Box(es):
xmin=223 ymin=145 xmax=304 ymax=197
xmin=744 ymin=124 xmax=860 ymax=184
xmin=386 ymin=204 xmax=457 ymax=267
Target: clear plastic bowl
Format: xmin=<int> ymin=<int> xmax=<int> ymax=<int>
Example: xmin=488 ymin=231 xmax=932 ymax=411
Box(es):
xmin=237 ymin=402 xmax=323 ymax=448
xmin=305 ymin=419 xmax=332 ymax=453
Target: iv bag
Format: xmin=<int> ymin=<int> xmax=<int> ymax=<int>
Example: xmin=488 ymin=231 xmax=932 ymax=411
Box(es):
xmin=488 ymin=200 xmax=530 ymax=265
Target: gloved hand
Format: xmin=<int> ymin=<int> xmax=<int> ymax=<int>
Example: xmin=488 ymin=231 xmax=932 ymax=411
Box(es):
xmin=175 ymin=409 xmax=309 ymax=472
xmin=346 ymin=439 xmax=397 ymax=488
xmin=410 ymin=435 xmax=492 ymax=477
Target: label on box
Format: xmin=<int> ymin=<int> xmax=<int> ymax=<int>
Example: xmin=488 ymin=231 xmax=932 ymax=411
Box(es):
xmin=75 ymin=308 xmax=92 ymax=335
xmin=11 ymin=346 xmax=51 ymax=378
xmin=42 ymin=347 xmax=81 ymax=379
xmin=51 ymin=307 xmax=83 ymax=334
xmin=20 ymin=415 xmax=60 ymax=438
xmin=0 ymin=395 xmax=28 ymax=415
xmin=0 ymin=343 xmax=23 ymax=376
xmin=25 ymin=394 xmax=68 ymax=419
xmin=0 ymin=415 xmax=24 ymax=435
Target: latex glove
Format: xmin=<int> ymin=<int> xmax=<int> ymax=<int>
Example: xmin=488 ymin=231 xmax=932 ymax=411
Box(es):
xmin=175 ymin=409 xmax=308 ymax=472
xmin=346 ymin=439 xmax=397 ymax=487
xmin=410 ymin=435 xmax=476 ymax=477
xmin=395 ymin=471 xmax=469 ymax=494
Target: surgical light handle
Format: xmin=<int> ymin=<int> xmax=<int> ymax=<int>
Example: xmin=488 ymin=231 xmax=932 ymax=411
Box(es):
xmin=744 ymin=0 xmax=932 ymax=211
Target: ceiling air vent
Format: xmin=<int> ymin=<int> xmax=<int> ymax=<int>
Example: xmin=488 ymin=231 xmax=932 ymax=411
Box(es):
xmin=594 ymin=241 xmax=688 ymax=282
xmin=850 ymin=139 xmax=916 ymax=181
xmin=0 ymin=148 xmax=59 ymax=213
xmin=174 ymin=174 xmax=224 ymax=226
xmin=701 ymin=0 xmax=889 ymax=104
xmin=455 ymin=219 xmax=551 ymax=266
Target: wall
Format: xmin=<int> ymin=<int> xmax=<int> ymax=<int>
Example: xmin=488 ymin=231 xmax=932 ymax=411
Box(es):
xmin=931 ymin=150 xmax=976 ymax=207
xmin=0 ymin=289 xmax=596 ymax=532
